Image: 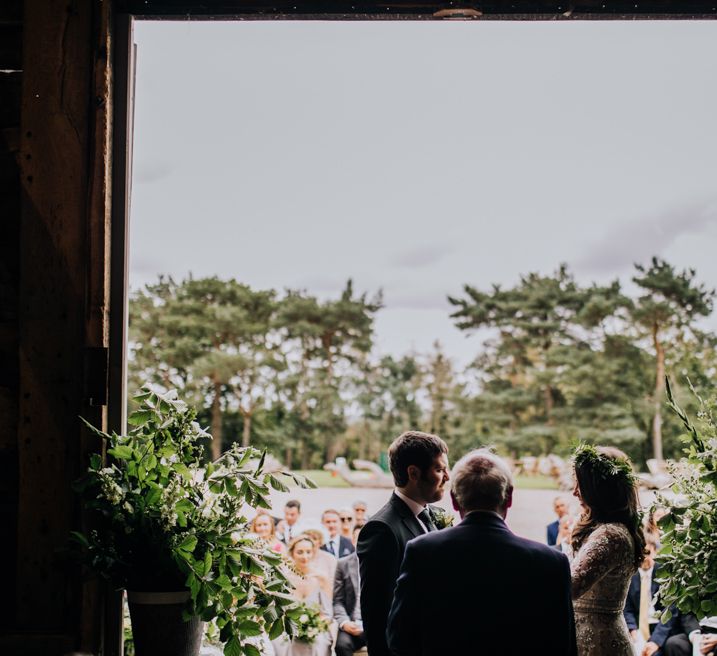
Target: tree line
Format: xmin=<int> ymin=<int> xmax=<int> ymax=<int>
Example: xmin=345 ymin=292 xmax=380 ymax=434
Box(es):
xmin=128 ymin=258 xmax=715 ymax=468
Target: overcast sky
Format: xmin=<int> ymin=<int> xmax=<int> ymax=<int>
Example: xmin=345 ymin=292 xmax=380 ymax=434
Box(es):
xmin=130 ymin=20 xmax=717 ymax=368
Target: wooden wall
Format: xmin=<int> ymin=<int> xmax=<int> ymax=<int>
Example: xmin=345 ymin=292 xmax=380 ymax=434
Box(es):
xmin=0 ymin=1 xmax=112 ymax=654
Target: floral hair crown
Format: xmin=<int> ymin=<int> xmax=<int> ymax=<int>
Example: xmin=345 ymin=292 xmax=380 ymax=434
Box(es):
xmin=572 ymin=442 xmax=636 ymax=485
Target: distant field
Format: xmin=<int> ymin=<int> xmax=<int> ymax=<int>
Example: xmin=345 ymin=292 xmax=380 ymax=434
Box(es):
xmin=293 ymin=470 xmax=558 ymax=490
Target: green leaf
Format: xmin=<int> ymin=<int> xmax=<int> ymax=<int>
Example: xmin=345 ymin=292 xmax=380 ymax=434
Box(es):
xmin=268 ymin=618 xmax=284 ymax=640
xmin=237 ymin=620 xmax=263 ymax=637
xmin=127 ymin=410 xmax=154 ymax=427
xmin=244 ymin=645 xmax=261 ymax=656
xmin=224 ymin=639 xmax=242 ymax=656
xmin=178 ymin=535 xmax=198 ymax=553
xmin=204 ymin=550 xmax=213 ymax=576
xmin=108 ymin=445 xmax=133 ymax=460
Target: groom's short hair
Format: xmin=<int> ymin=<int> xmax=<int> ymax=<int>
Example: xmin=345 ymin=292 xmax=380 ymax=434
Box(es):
xmin=451 ymin=449 xmax=513 ymax=513
xmin=389 ymin=431 xmax=448 ymax=487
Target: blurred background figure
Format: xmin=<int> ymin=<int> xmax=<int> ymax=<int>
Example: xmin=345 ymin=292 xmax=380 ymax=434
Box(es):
xmin=624 ymin=538 xmax=676 ymax=656
xmin=250 ymin=511 xmax=286 ymax=554
xmin=338 ymin=508 xmax=355 ymax=539
xmin=663 ymin=614 xmax=717 ymax=656
xmin=547 ymin=495 xmax=570 ymax=546
xmin=272 ymin=536 xmax=333 ymax=656
xmin=302 ymin=528 xmax=337 ymax=599
xmin=277 ymin=500 xmax=307 ymax=544
xmin=321 ymin=509 xmax=355 ymax=559
xmin=352 ymin=501 xmax=368 ymax=524
xmin=644 ymin=507 xmax=668 ymax=548
xmin=333 ymin=524 xmax=366 ymax=656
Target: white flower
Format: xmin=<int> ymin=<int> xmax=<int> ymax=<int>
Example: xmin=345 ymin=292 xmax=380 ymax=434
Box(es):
xmin=299 ymin=614 xmax=309 ymax=624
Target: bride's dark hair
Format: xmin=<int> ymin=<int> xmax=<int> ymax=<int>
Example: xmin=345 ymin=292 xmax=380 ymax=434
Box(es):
xmin=571 ymin=445 xmax=646 ymax=568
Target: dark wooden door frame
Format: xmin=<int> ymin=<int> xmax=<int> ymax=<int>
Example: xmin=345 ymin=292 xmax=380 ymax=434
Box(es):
xmin=106 ymin=3 xmax=715 ymax=653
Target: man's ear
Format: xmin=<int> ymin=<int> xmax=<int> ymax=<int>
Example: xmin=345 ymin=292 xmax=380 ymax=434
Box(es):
xmin=505 ymin=486 xmax=514 ymax=510
xmin=406 ymin=464 xmax=420 ymax=483
xmin=450 ymin=490 xmax=460 ymax=512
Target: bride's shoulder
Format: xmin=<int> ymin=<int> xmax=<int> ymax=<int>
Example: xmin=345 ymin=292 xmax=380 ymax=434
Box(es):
xmin=591 ymin=521 xmax=633 ymax=544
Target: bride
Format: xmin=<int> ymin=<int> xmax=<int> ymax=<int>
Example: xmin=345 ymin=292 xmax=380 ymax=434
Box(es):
xmin=569 ymin=444 xmax=646 ymax=656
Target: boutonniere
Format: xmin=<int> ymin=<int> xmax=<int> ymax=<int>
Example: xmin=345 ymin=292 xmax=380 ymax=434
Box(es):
xmin=431 ymin=507 xmax=456 ymax=529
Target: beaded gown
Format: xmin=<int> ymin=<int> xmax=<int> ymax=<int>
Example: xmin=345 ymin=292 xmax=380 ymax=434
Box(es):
xmin=570 ymin=522 xmax=637 ymax=656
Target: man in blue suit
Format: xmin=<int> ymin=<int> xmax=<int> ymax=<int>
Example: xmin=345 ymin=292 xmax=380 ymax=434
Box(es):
xmin=387 ymin=449 xmax=577 ymax=656
xmin=547 ymin=495 xmax=570 ymax=546
xmin=321 ymin=509 xmax=355 ymax=558
xmin=624 ymin=540 xmax=676 ymax=655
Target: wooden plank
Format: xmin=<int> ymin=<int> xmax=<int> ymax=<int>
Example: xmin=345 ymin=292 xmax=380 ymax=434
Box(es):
xmin=117 ymin=0 xmax=717 ymax=17
xmin=0 ymin=73 xmax=22 ymax=129
xmin=0 ymin=25 xmax=22 ymax=70
xmin=17 ymin=2 xmax=101 ymax=649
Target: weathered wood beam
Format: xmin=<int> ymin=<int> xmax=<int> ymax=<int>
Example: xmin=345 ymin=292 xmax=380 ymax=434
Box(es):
xmin=117 ymin=0 xmax=717 ymax=18
xmin=9 ymin=0 xmax=112 ymax=653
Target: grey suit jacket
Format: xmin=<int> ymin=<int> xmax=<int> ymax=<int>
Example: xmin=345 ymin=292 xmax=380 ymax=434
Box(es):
xmin=333 ymin=551 xmax=360 ymax=627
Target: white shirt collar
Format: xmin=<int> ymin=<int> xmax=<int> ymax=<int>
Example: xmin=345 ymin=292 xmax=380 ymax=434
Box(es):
xmin=394 ymin=488 xmax=426 ymax=518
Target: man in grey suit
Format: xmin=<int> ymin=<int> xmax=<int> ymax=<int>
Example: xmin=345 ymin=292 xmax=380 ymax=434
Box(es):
xmin=333 ymin=524 xmax=365 ymax=656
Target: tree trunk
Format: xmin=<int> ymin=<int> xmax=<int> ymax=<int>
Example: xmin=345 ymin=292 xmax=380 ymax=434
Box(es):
xmin=544 ymin=384 xmax=554 ymax=425
xmin=652 ymin=322 xmax=665 ymax=461
xmin=301 ymin=436 xmax=311 ymax=470
xmin=241 ymin=409 xmax=252 ymax=448
xmin=285 ymin=446 xmax=293 ymax=469
xmin=210 ymin=382 xmax=223 ymax=461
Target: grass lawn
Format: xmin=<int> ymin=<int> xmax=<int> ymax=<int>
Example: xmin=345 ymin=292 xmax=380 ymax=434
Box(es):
xmin=293 ymin=470 xmax=558 ymax=490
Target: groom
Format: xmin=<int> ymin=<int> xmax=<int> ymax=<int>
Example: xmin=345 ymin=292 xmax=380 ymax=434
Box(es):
xmin=387 ymin=449 xmax=577 ymax=656
xmin=357 ymin=431 xmax=450 ymax=656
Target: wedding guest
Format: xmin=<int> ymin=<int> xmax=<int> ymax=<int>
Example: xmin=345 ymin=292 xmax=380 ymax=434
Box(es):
xmin=357 ymin=430 xmax=449 ymax=656
xmin=250 ymin=511 xmax=286 ymax=554
xmin=277 ymin=500 xmax=306 ymax=544
xmin=555 ymin=514 xmax=575 ymax=553
xmin=338 ymin=508 xmax=354 ymax=539
xmin=333 ymin=524 xmax=365 ymax=656
xmin=301 ymin=529 xmax=337 ymax=599
xmin=320 ymin=509 xmax=354 ymax=559
xmin=663 ymin=614 xmax=717 ymax=656
xmin=272 ymin=536 xmax=332 ymax=656
xmin=386 ymin=448 xmax=576 ymax=656
xmin=548 ymin=495 xmax=571 ymax=545
xmin=644 ymin=507 xmax=668 ymax=548
xmin=624 ymin=538 xmax=676 ymax=655
xmin=352 ymin=500 xmax=368 ymax=524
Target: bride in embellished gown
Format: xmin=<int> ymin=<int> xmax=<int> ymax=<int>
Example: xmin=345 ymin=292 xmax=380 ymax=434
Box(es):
xmin=568 ymin=445 xmax=646 ymax=656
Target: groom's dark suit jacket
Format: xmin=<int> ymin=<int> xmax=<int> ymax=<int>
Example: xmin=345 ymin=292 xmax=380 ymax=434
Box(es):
xmin=357 ymin=493 xmax=429 ymax=656
xmin=386 ymin=511 xmax=577 ymax=656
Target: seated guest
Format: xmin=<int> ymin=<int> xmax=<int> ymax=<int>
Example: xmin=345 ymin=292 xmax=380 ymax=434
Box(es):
xmin=277 ymin=499 xmax=306 ymax=544
xmin=663 ymin=614 xmax=717 ymax=656
xmin=302 ymin=528 xmax=337 ymax=599
xmin=333 ymin=524 xmax=366 ymax=656
xmin=320 ymin=509 xmax=354 ymax=559
xmin=547 ymin=495 xmax=570 ymax=546
xmin=338 ymin=508 xmax=355 ymax=539
xmin=272 ymin=536 xmax=333 ymax=656
xmin=249 ymin=511 xmax=285 ymax=554
xmin=352 ymin=500 xmax=368 ymax=524
xmin=624 ymin=539 xmax=676 ymax=655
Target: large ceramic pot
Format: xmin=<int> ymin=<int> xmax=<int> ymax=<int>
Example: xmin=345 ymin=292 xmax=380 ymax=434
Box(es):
xmin=127 ymin=590 xmax=204 ymax=656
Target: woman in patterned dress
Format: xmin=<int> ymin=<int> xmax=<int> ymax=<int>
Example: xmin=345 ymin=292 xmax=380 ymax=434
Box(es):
xmin=569 ymin=445 xmax=647 ymax=656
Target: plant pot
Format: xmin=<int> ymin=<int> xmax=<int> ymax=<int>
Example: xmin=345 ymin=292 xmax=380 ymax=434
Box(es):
xmin=127 ymin=590 xmax=204 ymax=656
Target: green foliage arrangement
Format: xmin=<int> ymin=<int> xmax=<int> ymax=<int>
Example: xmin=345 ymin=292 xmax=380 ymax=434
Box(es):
xmin=655 ymin=379 xmax=717 ymax=620
xmin=73 ymin=387 xmax=316 ymax=656
xmin=572 ymin=442 xmax=637 ymax=484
